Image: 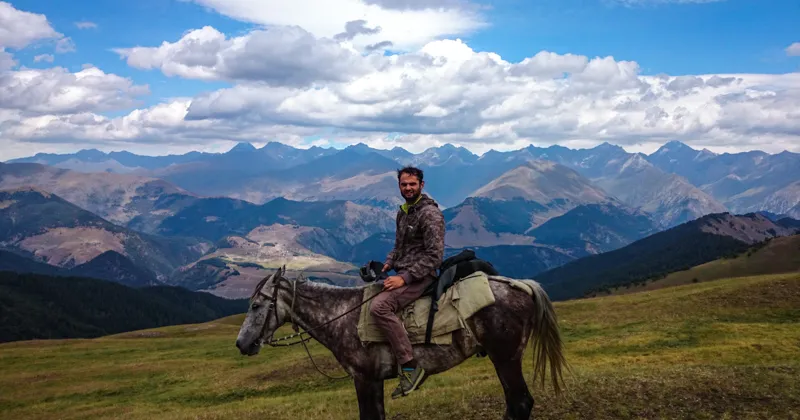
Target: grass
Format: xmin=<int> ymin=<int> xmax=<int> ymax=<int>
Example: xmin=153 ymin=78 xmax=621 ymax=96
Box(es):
xmin=1 ymin=273 xmax=798 ymax=419
xmin=608 ymin=234 xmax=800 ymax=296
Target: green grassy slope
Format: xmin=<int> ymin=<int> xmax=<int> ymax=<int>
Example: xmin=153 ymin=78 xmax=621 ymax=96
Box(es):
xmin=607 ymin=234 xmax=800 ymax=296
xmin=0 ymin=273 xmax=798 ymax=419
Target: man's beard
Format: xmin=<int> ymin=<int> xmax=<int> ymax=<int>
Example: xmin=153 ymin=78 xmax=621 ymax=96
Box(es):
xmin=404 ymin=190 xmax=421 ymax=203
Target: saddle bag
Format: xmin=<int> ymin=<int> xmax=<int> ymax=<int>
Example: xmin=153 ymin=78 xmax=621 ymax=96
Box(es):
xmin=422 ymin=249 xmax=499 ymax=344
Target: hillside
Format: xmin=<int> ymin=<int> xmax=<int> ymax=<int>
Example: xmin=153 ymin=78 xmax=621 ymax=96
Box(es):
xmin=447 ymin=245 xmax=575 ymax=279
xmin=0 ymin=249 xmax=158 ymax=287
xmin=345 ymin=232 xmax=395 ymax=265
xmin=471 ymin=160 xmax=613 ymax=210
xmin=69 ymin=251 xmax=159 ymax=287
xmin=0 ymin=250 xmax=62 ymax=276
xmin=529 ymin=203 xmax=659 ymax=257
xmin=590 ymin=154 xmax=727 ymax=228
xmin=535 ymin=212 xmax=800 ymax=300
xmin=0 ymin=273 xmax=796 ymax=419
xmin=156 ymin=196 xmax=394 ymax=246
xmin=0 ymin=271 xmax=247 ymax=343
xmin=607 ymin=234 xmax=800 ymax=296
xmin=647 ymin=142 xmax=800 ymax=216
xmin=0 ymin=162 xmax=191 ymax=226
xmin=0 ymin=188 xmax=208 ymax=282
xmin=157 ymin=148 xmax=403 ymax=208
xmin=173 ymin=224 xmax=360 ymax=297
xmin=443 ymin=197 xmax=542 ymax=248
xmin=477 ymin=143 xmax=728 ymax=228
xmin=444 ymin=160 xmax=619 ymax=248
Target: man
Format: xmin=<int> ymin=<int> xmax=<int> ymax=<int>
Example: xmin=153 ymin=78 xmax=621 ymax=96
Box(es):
xmin=370 ymin=165 xmax=445 ymax=399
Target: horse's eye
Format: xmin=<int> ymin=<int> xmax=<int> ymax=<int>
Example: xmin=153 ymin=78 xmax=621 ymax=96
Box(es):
xmin=251 ymin=303 xmax=259 ymax=310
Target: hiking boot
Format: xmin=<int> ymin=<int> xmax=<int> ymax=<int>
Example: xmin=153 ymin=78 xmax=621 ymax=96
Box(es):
xmin=391 ymin=366 xmax=427 ymax=399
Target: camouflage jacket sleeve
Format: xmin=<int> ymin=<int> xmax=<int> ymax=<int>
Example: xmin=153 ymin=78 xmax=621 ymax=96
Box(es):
xmin=384 ymin=211 xmax=402 ymax=268
xmin=399 ymin=207 xmax=445 ymax=283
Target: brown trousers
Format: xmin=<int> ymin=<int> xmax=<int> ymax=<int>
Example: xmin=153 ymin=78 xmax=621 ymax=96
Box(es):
xmin=369 ymin=275 xmax=435 ymax=365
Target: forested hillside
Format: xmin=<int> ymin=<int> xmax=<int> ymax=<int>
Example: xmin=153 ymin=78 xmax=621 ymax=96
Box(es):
xmin=0 ymin=272 xmax=247 ymax=343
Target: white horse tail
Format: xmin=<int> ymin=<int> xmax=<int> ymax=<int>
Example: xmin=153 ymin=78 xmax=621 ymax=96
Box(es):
xmin=523 ymin=279 xmax=569 ymax=395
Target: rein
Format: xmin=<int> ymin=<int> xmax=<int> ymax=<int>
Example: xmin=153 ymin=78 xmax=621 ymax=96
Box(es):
xmin=258 ymin=275 xmax=386 ymax=380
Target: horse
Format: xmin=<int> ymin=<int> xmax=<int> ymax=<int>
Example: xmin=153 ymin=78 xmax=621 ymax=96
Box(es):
xmin=235 ymin=266 xmax=567 ymax=420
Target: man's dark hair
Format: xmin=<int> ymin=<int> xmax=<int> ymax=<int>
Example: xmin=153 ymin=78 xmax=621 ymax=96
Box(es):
xmin=397 ymin=166 xmax=424 ymax=182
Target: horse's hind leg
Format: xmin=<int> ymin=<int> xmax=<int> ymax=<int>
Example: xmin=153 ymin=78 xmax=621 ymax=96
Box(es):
xmin=490 ymin=357 xmax=534 ymax=420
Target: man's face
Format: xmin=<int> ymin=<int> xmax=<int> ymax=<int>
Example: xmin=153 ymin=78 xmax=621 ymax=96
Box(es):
xmin=399 ymin=173 xmax=423 ymax=201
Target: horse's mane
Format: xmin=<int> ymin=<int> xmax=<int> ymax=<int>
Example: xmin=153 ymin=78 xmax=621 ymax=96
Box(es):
xmin=250 ymin=274 xmax=274 ymax=302
xmin=250 ymin=270 xmax=367 ymax=302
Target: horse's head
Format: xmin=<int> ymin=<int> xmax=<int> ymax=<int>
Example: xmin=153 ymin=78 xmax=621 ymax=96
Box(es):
xmin=235 ymin=265 xmax=289 ymax=356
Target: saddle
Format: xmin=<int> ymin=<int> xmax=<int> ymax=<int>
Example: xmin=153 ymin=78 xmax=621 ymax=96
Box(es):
xmin=357 ymin=270 xmax=496 ymax=345
xmin=357 ymin=249 xmax=500 ymax=346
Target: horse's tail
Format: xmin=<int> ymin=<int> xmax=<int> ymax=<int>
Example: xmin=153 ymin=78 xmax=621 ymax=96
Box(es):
xmin=522 ymin=280 xmax=568 ymax=395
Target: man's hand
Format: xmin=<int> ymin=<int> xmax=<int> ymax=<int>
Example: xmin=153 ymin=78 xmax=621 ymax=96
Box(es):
xmin=383 ymin=275 xmax=405 ymax=291
xmin=382 ymin=263 xmax=390 ymax=273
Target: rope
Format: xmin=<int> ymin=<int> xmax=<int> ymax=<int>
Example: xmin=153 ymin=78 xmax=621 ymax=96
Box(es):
xmin=299 ymin=333 xmax=352 ymax=380
xmin=266 ymin=277 xmax=387 ymax=380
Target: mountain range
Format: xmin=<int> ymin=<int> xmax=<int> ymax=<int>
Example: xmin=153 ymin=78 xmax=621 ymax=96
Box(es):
xmin=3 ymin=140 xmax=799 ymax=299
xmin=13 ymin=140 xmax=798 ymax=219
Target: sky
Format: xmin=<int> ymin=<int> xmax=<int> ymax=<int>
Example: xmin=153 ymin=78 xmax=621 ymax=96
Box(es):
xmin=1 ymin=0 xmax=799 ymax=160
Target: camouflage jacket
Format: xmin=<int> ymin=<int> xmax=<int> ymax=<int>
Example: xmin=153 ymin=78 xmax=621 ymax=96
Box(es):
xmin=384 ymin=193 xmax=446 ymax=284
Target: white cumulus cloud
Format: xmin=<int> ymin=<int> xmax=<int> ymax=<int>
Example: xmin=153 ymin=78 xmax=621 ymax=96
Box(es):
xmin=34 ymin=54 xmax=54 ymax=63
xmin=8 ymin=30 xmax=800 ymax=160
xmin=0 ymin=1 xmax=72 ymax=55
xmin=0 ymin=66 xmax=149 ymax=114
xmin=0 ymin=48 xmax=14 ymax=70
xmin=114 ymin=26 xmax=377 ymax=87
xmin=75 ymin=21 xmax=98 ymax=29
xmin=185 ymin=0 xmax=486 ymax=52
xmin=3 ymin=2 xmax=800 ymax=161
xmin=786 ymin=42 xmax=800 ymax=57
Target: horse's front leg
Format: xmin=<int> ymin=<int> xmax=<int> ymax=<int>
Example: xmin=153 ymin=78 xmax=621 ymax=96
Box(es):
xmin=354 ymin=374 xmax=386 ymax=420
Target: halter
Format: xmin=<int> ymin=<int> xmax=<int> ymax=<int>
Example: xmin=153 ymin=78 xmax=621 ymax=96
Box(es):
xmin=253 ymin=273 xmax=386 ymax=380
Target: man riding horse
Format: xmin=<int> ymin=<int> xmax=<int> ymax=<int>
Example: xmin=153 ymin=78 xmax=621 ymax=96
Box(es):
xmin=371 ymin=165 xmax=445 ymax=399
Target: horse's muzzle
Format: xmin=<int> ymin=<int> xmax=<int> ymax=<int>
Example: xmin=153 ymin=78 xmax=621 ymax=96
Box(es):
xmin=235 ymin=338 xmax=261 ymax=356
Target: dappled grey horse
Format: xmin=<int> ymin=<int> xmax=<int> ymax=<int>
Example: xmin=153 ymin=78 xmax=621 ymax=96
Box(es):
xmin=236 ymin=266 xmax=567 ymax=420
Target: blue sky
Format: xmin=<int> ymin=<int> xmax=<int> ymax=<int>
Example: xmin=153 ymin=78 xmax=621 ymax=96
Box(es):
xmin=10 ymin=0 xmax=245 ymax=105
xmin=467 ymin=0 xmax=799 ymax=75
xmin=11 ymin=0 xmax=799 ymax=103
xmin=1 ymin=0 xmax=799 ymax=159
xmin=14 ymin=1 xmax=799 ymax=68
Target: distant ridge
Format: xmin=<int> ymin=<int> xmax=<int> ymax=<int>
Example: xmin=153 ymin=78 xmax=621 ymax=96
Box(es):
xmin=0 ymin=188 xmax=205 ymax=283
xmin=605 ymin=233 xmax=800 ymax=296
xmin=0 ymin=271 xmax=247 ymax=343
xmin=535 ymin=212 xmax=800 ymax=300
xmin=0 ymin=249 xmax=157 ymax=287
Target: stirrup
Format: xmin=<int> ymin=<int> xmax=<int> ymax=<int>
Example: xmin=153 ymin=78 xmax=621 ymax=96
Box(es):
xmin=391 ymin=366 xmax=426 ymax=399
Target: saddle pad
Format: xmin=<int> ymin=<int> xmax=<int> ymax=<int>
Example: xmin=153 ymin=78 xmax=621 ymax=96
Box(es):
xmin=489 ymin=276 xmax=537 ymax=297
xmin=357 ymin=271 xmax=496 ymax=345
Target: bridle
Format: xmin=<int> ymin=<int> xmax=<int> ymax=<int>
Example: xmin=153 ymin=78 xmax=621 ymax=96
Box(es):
xmin=252 ymin=273 xmax=385 ymax=380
